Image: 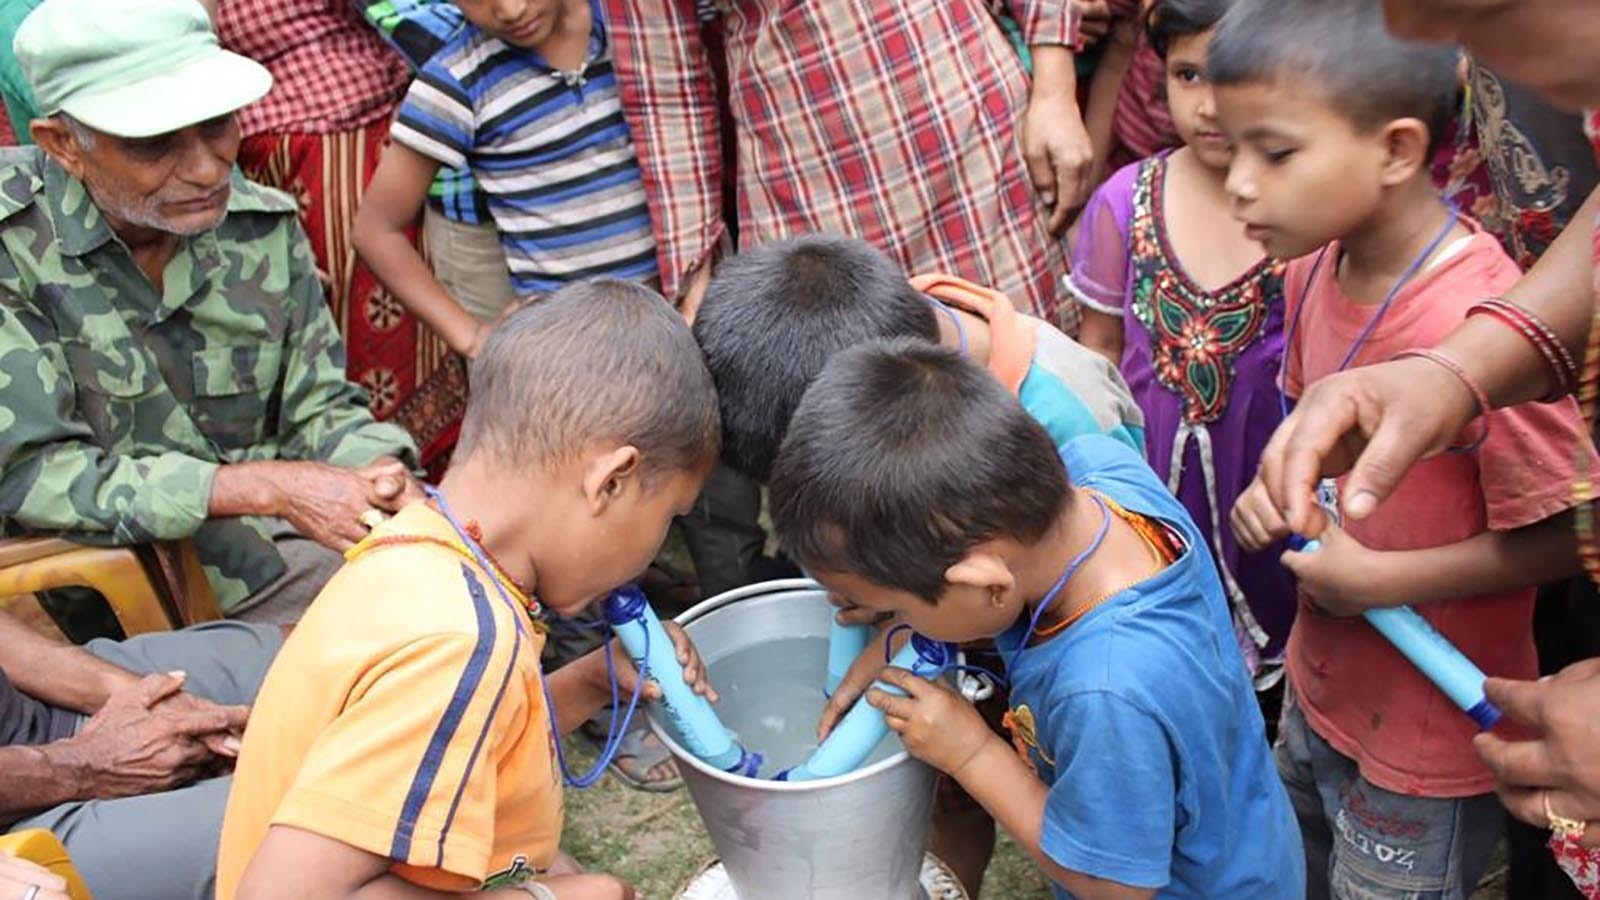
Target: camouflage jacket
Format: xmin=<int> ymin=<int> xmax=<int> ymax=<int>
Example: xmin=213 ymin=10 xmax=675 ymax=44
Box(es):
xmin=0 ymin=148 xmax=418 ymax=611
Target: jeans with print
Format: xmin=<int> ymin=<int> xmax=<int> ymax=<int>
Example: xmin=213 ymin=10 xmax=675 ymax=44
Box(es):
xmin=1277 ymin=691 xmax=1503 ymax=899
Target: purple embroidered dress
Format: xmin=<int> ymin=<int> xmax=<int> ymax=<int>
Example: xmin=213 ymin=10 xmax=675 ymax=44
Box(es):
xmin=1068 ymin=154 xmax=1295 ymax=675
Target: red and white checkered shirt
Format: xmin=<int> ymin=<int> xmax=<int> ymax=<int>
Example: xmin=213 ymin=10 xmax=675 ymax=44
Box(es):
xmin=217 ymin=0 xmax=412 ymax=137
xmin=602 ymin=0 xmax=1080 ymax=330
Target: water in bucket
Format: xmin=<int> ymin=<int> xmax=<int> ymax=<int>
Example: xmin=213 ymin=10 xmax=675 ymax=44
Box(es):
xmin=652 ymin=580 xmax=936 ymax=900
xmin=707 ymin=636 xmax=903 ymax=775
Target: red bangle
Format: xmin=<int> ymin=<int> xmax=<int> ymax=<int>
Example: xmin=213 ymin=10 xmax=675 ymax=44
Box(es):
xmin=1467 ymin=298 xmax=1578 ymax=401
xmin=1393 ymin=348 xmax=1492 ymax=453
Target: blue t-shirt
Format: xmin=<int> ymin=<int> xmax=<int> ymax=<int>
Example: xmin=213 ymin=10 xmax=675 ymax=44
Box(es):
xmin=995 ymin=435 xmax=1304 ymax=898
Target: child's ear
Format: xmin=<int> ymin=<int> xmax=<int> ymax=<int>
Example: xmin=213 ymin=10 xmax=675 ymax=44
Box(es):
xmin=1378 ymin=117 xmax=1432 ymax=187
xmin=582 ymin=445 xmax=642 ymax=514
xmin=944 ymin=551 xmax=1015 ymax=595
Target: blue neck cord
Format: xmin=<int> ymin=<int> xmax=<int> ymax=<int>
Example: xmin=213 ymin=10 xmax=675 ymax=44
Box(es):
xmin=424 ymin=485 xmax=645 ymax=788
xmin=1011 ymin=494 xmax=1113 ymax=671
xmin=927 ymin=298 xmax=970 ymax=355
xmin=1279 ymin=204 xmax=1459 ymax=420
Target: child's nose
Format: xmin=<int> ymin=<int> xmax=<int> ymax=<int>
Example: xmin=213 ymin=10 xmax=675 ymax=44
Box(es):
xmin=493 ymin=0 xmax=527 ymax=22
xmin=1224 ymin=162 xmax=1256 ymax=205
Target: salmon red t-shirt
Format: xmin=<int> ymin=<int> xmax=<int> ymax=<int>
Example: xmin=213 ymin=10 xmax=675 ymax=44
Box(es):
xmin=1283 ymin=228 xmax=1596 ymax=797
xmin=216 ymin=504 xmax=563 ymax=898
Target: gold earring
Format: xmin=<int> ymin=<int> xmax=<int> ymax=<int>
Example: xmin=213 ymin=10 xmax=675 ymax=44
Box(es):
xmin=989 ymin=586 xmax=1006 ymax=608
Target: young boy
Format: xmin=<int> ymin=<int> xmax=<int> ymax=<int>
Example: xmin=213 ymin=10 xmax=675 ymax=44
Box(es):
xmin=767 ymin=340 xmax=1304 ymax=898
xmin=215 ymin=281 xmax=721 ymax=900
xmin=692 ymin=234 xmax=1145 ymax=484
xmin=353 ymin=0 xmax=658 ymax=358
xmin=692 ymin=234 xmax=1146 ymax=891
xmin=1215 ymin=0 xmax=1600 ymax=895
xmin=356 ymin=0 xmax=513 ymax=322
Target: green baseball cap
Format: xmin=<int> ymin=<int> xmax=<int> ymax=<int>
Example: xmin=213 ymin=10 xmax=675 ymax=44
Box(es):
xmin=14 ymin=0 xmax=271 ymax=139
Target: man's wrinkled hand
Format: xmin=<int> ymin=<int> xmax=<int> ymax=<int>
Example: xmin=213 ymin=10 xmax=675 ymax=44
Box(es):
xmin=271 ymin=461 xmax=390 ymax=552
xmin=359 ymin=457 xmax=424 ymax=512
xmin=149 ymin=685 xmax=250 ymax=760
xmin=61 ymin=672 xmax=244 ymax=799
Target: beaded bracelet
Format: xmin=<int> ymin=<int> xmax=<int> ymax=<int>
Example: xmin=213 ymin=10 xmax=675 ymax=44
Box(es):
xmin=1467 ymin=297 xmax=1578 ymax=401
xmin=1393 ymin=348 xmax=1492 ymax=453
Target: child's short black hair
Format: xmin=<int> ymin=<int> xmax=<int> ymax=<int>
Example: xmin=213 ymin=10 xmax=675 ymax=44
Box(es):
xmin=692 ymin=235 xmax=938 ymax=482
xmin=769 ymin=339 xmax=1069 ymax=603
xmin=458 ymin=279 xmax=719 ymax=478
xmin=1145 ymin=0 xmax=1232 ymax=59
xmin=1208 ymin=0 xmax=1459 ymax=154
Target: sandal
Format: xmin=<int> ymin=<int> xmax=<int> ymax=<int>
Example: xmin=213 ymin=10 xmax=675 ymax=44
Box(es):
xmin=603 ymin=719 xmax=682 ymax=793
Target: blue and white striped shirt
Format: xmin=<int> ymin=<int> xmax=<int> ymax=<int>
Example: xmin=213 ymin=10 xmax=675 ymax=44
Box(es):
xmin=359 ymin=0 xmax=489 ymax=224
xmin=390 ymin=3 xmax=657 ymax=294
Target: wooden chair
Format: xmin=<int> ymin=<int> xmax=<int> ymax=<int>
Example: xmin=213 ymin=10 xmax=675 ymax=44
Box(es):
xmin=0 ymin=537 xmax=220 ymax=636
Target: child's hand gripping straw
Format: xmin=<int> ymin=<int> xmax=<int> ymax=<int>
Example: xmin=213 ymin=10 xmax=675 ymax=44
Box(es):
xmin=777 ymin=632 xmax=957 ymax=782
xmin=826 ymin=617 xmax=873 ymax=697
xmin=1290 ymin=536 xmax=1501 ymax=729
xmin=601 ymin=586 xmax=763 ymax=776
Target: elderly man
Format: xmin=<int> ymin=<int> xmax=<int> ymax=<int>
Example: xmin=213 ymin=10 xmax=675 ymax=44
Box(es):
xmin=0 ymin=0 xmax=422 ymax=629
xmin=0 ymin=607 xmax=279 ymax=900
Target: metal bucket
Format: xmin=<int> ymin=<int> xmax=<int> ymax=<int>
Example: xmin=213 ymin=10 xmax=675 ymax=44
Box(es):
xmin=650 ymin=579 xmax=937 ymax=900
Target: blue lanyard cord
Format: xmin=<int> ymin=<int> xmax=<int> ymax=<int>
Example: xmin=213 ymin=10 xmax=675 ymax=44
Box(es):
xmin=1279 ymin=205 xmax=1459 ymax=420
xmin=926 ymin=297 xmax=970 ymax=355
xmin=544 ymin=636 xmax=650 ymax=789
xmin=422 ymin=485 xmax=645 ymax=788
xmin=1011 ymin=494 xmax=1112 ymax=671
xmin=880 ymin=622 xmax=1011 ymax=687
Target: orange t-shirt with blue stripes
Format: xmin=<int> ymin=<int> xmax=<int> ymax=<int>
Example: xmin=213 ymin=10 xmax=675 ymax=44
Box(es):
xmin=216 ymin=503 xmax=562 ymax=898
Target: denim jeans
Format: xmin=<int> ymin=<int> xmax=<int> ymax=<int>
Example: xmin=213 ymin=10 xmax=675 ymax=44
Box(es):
xmin=1276 ymin=691 xmax=1503 ymax=899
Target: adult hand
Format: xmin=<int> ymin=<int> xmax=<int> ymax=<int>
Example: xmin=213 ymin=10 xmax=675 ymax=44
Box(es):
xmin=359 ymin=457 xmax=425 ymax=512
xmin=1257 ymin=356 xmax=1475 ymax=539
xmin=59 ymin=672 xmax=245 ymax=800
xmin=0 ymin=855 xmax=70 ymax=900
xmin=270 ymin=460 xmax=394 ymax=552
xmin=867 ymin=667 xmax=992 ymax=777
xmin=1076 ymin=0 xmax=1113 ymax=43
xmin=150 ymin=686 xmax=250 ymax=760
xmin=1475 ymin=659 xmax=1600 ymax=846
xmin=1022 ymin=92 xmax=1095 ymax=233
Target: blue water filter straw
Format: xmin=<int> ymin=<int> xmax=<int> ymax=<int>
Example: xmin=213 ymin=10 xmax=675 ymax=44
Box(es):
xmin=825 ymin=618 xmax=873 ymax=696
xmin=778 ymin=633 xmax=957 ymax=782
xmin=601 ymin=586 xmax=763 ymax=776
xmin=1291 ymin=537 xmax=1501 ymax=729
